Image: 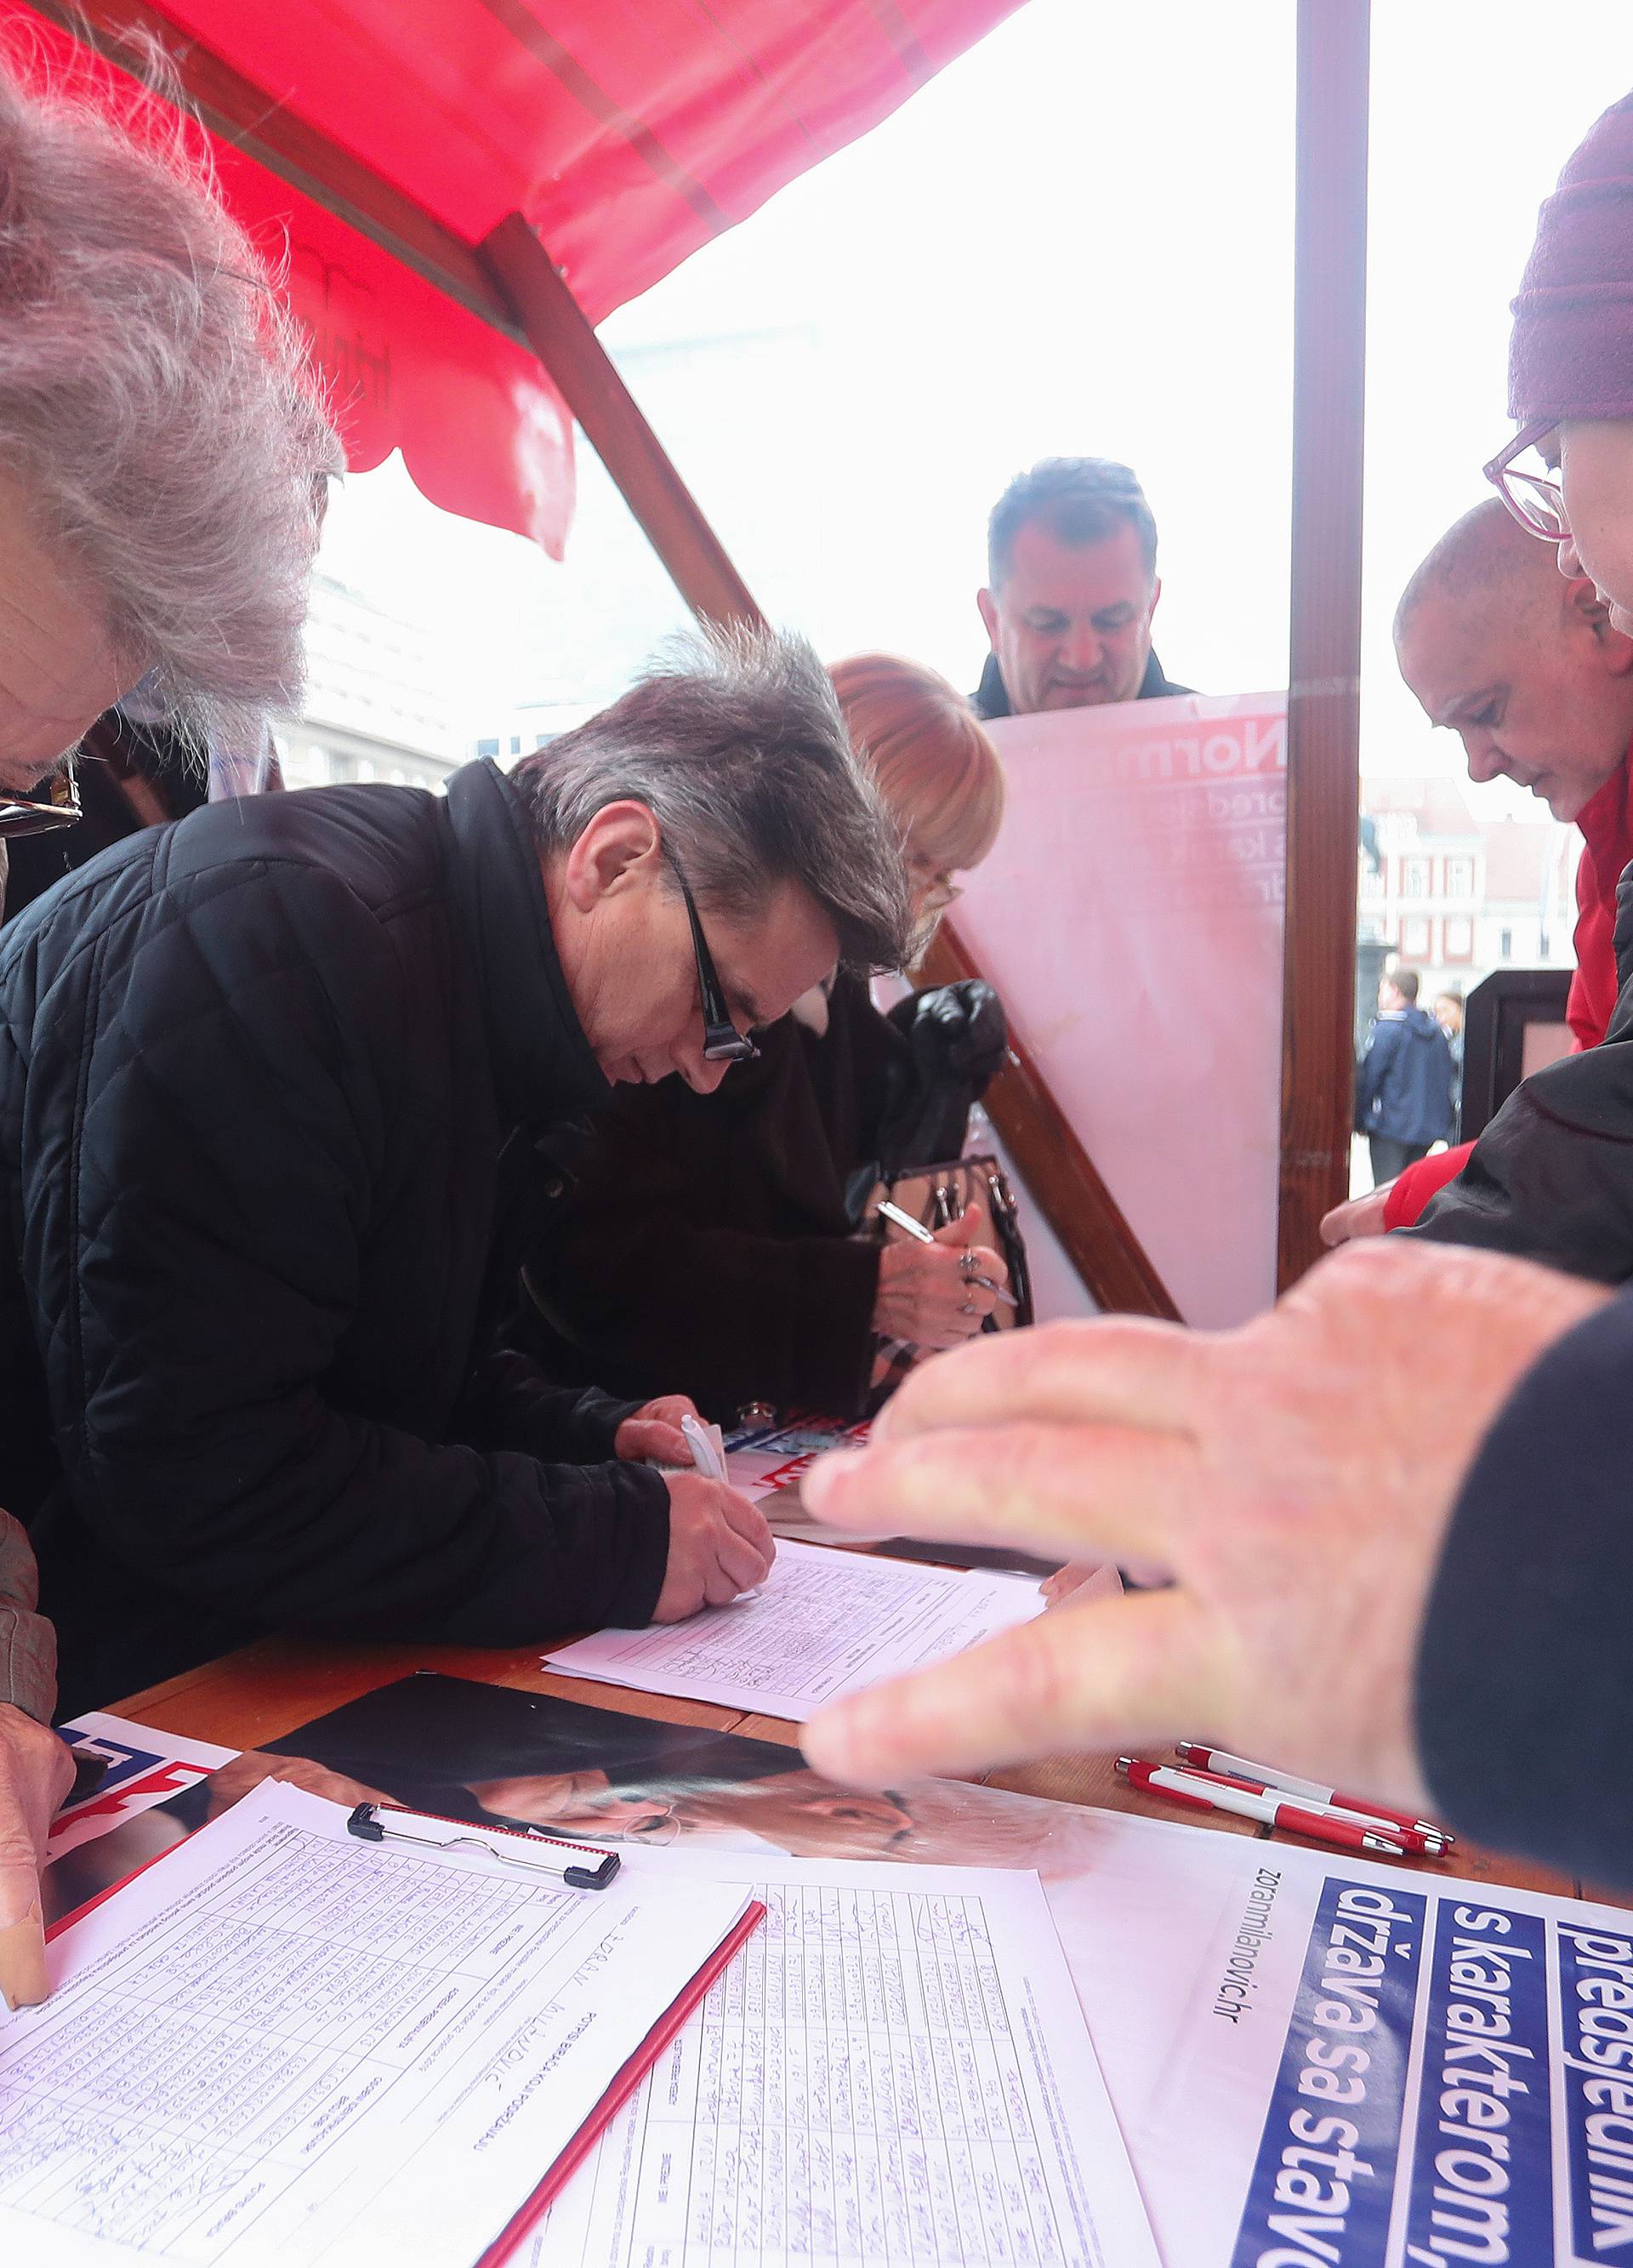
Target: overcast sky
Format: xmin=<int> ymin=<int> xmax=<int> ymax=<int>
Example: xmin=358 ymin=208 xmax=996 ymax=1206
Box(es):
xmin=316 ymin=0 xmax=1633 ymax=798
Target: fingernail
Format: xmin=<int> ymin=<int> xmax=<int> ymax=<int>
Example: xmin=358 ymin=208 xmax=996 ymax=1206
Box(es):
xmin=0 ymin=1907 xmax=48 ymax=2011
xmin=801 ymin=1449 xmax=868 ymax=1515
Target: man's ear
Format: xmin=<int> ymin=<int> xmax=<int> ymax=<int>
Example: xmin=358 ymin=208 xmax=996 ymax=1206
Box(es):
xmin=559 ymin=800 xmax=663 ymax=914
xmin=1147 ymin=573 xmax=1164 ymax=621
xmin=976 ymin=585 xmax=1000 ymax=649
xmin=1566 ymin=572 xmax=1633 ymax=675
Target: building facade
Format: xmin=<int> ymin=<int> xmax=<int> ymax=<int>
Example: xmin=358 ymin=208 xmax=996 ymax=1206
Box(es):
xmin=1358 ymin=777 xmax=1578 ymax=1001
xmin=278 ymin=573 xmax=464 ymax=791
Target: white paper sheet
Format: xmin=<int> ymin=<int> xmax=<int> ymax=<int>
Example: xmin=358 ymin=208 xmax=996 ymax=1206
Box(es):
xmin=527 ymin=1848 xmax=1159 ymax=2268
xmin=0 ymin=1781 xmax=749 ymax=2268
xmin=49 ymin=1710 xmax=238 ymax=1859
xmin=543 ymin=1539 xmax=1044 ymax=1721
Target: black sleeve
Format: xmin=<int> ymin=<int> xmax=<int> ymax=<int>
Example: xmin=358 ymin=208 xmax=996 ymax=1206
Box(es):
xmin=37 ymin=864 xmax=670 ymax=1646
xmin=1415 ymin=1287 xmax=1633 ymax=1884
xmin=455 ymin=1350 xmax=644 ymax=1462
xmin=532 ymin=1108 xmax=881 ymax=1422
xmin=541 ymin=1194 xmax=882 ymax=1422
xmin=1403 ymin=1031 xmax=1633 ymax=1283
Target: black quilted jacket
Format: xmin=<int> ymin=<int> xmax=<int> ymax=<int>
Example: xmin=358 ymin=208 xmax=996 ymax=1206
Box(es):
xmin=0 ymin=760 xmax=669 ymax=1715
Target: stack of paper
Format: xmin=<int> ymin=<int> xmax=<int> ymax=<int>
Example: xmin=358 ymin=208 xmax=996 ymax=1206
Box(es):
xmin=543 ymin=1537 xmax=1044 ymax=1720
xmin=529 ymin=1846 xmax=1161 ymax=2267
xmin=1 ymin=1782 xmax=751 ymax=2266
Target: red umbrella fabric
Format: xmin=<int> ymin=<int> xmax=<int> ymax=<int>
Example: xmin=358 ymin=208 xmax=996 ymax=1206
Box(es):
xmin=14 ymin=1 xmax=1021 ymax=551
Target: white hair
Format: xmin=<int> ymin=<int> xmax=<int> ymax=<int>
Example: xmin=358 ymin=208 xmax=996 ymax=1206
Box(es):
xmin=0 ymin=39 xmax=340 ymax=744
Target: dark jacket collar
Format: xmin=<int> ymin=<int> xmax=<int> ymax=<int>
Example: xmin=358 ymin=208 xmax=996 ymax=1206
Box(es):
xmin=972 ymin=646 xmax=1191 ymax=720
xmin=442 ymin=759 xmax=612 ymax=1125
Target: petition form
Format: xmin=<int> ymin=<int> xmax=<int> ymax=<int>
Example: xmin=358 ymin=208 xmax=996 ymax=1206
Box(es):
xmin=531 ymin=1849 xmax=1159 ymax=2268
xmin=0 ymin=1782 xmax=749 ymax=2268
xmin=543 ymin=1539 xmax=1044 ymax=1720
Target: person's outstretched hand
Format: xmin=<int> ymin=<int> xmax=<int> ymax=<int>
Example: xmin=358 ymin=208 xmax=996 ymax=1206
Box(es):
xmin=0 ymin=1704 xmax=75 ymax=2010
xmin=615 ymin=1394 xmax=704 ymax=1465
xmin=799 ymin=1239 xmax=1607 ymax=1811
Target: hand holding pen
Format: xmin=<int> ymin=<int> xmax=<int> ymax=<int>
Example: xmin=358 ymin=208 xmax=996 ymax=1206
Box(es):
xmin=873 ymin=1200 xmax=1014 ymax=1349
xmin=650 ymin=1418 xmax=773 ymax=1620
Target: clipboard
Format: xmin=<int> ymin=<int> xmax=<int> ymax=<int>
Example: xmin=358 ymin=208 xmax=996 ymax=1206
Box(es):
xmin=45 ymin=1786 xmax=767 ymax=2268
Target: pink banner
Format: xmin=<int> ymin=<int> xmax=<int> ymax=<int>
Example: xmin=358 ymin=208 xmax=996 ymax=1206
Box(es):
xmin=955 ymin=692 xmax=1289 ymax=1326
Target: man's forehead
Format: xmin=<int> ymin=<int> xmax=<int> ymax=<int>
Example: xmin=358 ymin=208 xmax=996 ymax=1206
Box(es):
xmin=1397 ymin=593 xmax=1529 ymax=699
xmin=1000 ymin=518 xmax=1150 ymax=604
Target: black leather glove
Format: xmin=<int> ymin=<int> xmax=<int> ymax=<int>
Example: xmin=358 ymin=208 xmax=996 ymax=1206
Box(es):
xmin=879 ymin=982 xmax=1008 ymax=1172
xmin=890 ymin=980 xmax=1007 ymax=1091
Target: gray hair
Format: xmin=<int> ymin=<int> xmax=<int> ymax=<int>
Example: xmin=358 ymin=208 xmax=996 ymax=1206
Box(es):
xmin=510 ymin=625 xmax=914 ymax=974
xmin=0 ymin=41 xmax=340 ymax=746
xmin=987 ymin=456 xmax=1158 ymax=586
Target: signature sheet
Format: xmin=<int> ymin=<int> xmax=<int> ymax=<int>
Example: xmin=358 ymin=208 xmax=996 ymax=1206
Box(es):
xmin=529 ymin=1849 xmax=1158 ymax=2268
xmin=543 ymin=1539 xmax=1043 ymax=1721
xmin=0 ymin=1783 xmax=748 ymax=2268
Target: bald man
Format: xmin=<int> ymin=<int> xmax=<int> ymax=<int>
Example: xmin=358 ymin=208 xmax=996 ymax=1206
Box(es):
xmin=1323 ymin=497 xmax=1633 ymax=1240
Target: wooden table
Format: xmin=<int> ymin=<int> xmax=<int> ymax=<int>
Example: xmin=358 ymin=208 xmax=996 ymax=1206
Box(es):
xmin=113 ymin=1630 xmax=1601 ymax=1906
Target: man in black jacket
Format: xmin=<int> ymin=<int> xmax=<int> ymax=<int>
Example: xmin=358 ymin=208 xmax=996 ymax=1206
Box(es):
xmin=972 ymin=458 xmax=1192 ymax=719
xmin=0 ymin=630 xmax=912 ymax=1713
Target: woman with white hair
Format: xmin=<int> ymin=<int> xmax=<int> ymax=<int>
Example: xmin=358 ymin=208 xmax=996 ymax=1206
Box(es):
xmin=0 ymin=45 xmax=337 ymax=2009
xmin=521 ymin=652 xmax=1011 ymax=1421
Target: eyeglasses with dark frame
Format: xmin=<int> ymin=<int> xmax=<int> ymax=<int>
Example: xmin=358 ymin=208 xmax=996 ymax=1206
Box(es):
xmin=1484 ymin=419 xmax=1569 ymax=542
xmin=672 ymin=865 xmax=760 ymax=1064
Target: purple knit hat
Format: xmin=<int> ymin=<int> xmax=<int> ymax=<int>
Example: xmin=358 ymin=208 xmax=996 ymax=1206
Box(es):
xmin=1510 ymin=93 xmax=1633 ymax=425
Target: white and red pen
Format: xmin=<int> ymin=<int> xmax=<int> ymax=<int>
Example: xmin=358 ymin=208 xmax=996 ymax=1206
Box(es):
xmin=1116 ymin=1758 xmax=1448 ymax=1858
xmin=1175 ymin=1741 xmax=1453 ymax=1849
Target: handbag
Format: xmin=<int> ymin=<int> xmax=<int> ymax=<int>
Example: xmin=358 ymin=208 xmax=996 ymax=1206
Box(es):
xmin=861 ymin=1153 xmax=1034 ymax=1331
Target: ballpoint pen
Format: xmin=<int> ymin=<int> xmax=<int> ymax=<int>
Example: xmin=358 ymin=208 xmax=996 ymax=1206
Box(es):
xmin=681 ymin=1411 xmax=729 ymax=1481
xmin=1175 ymin=1741 xmax=1452 ymax=1844
xmin=1153 ymin=1759 xmax=1448 ymax=1855
xmin=682 ymin=1413 xmax=764 ymax=1599
xmin=1116 ymin=1760 xmax=1408 ymax=1857
xmin=876 ymin=1198 xmax=1019 ymax=1307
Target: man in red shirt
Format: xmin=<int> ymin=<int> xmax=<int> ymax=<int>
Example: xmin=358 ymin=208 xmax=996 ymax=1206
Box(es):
xmin=1322 ymin=495 xmax=1633 ymax=1243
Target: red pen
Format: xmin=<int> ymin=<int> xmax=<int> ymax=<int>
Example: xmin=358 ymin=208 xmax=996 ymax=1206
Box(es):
xmin=1175 ymin=1742 xmax=1452 ymax=1845
xmin=1169 ymin=1762 xmax=1450 ymax=1856
xmin=1117 ymin=1758 xmax=1407 ymax=1856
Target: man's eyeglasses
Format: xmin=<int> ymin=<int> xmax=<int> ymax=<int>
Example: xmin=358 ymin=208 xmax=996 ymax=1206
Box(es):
xmin=1484 ymin=419 xmax=1568 ymax=542
xmin=0 ymin=759 xmax=82 ymax=841
xmin=674 ymin=867 xmax=760 ymax=1063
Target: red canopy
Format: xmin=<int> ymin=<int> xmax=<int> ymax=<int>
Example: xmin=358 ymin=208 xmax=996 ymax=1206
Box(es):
xmin=18 ymin=2 xmax=1019 ymax=554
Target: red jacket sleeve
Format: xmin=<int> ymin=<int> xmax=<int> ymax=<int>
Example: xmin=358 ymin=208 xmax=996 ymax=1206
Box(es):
xmin=1383 ymin=1142 xmax=1471 ymax=1229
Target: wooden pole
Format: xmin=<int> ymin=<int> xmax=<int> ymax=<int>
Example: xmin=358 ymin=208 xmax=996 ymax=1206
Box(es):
xmin=1277 ymin=0 xmax=1371 ymax=1291
xmin=480 ymin=215 xmax=764 ymax=632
